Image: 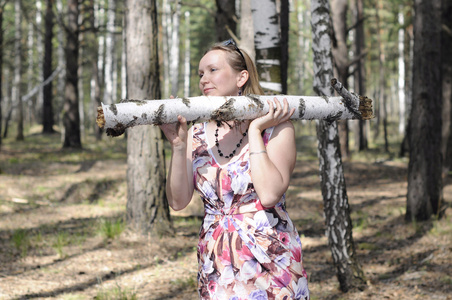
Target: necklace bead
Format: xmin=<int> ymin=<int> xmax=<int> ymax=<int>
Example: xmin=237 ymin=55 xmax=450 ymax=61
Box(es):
xmin=215 ymin=123 xmax=248 ymax=159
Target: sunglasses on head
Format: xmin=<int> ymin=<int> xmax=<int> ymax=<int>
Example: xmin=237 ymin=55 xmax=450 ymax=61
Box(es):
xmin=222 ymin=39 xmax=246 ymax=65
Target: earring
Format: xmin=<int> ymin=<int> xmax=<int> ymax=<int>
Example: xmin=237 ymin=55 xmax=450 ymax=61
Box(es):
xmin=238 ymin=88 xmax=242 ymax=96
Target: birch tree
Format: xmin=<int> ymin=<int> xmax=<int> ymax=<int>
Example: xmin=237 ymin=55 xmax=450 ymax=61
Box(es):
xmin=170 ymin=0 xmax=181 ymax=97
xmin=183 ymin=11 xmax=190 ymax=98
xmin=397 ymin=7 xmax=406 ymax=136
xmin=62 ymin=0 xmax=82 ymax=148
xmin=311 ymin=0 xmax=365 ymax=292
xmin=251 ymin=0 xmax=282 ymax=93
xmin=13 ymin=0 xmax=23 ymax=141
xmin=43 ymin=0 xmax=55 ymax=134
xmin=125 ymin=0 xmax=172 ymax=235
xmin=103 ymin=0 xmax=116 ymax=105
xmin=407 ymin=0 xmax=443 ymax=221
xmin=55 ymin=0 xmax=66 ymax=128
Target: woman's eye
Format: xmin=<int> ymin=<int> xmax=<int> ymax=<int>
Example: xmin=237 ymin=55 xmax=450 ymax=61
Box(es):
xmin=210 ymin=68 xmax=217 ymax=72
xmin=199 ymin=73 xmax=204 ymax=78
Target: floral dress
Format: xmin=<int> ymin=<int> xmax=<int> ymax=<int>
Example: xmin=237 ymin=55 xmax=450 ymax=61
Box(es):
xmin=192 ymin=122 xmax=310 ymax=300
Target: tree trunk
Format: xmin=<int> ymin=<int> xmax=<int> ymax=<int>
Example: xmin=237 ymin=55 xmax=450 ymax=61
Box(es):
xmin=397 ymin=7 xmax=406 ymax=136
xmin=280 ymin=0 xmax=289 ymax=95
xmin=215 ymin=0 xmax=236 ymax=41
xmin=125 ymin=0 xmax=172 ymax=235
xmin=103 ymin=0 xmax=116 ymax=105
xmin=239 ymin=0 xmax=255 ymax=61
xmin=353 ymin=0 xmax=368 ymax=151
xmin=170 ymin=0 xmax=181 ymax=97
xmin=311 ymin=0 xmax=366 ymax=292
xmin=442 ymin=0 xmax=452 ymax=174
xmin=13 ymin=0 xmax=23 ymax=141
xmin=0 ymin=5 xmax=3 ymax=147
xmin=43 ymin=0 xmax=55 ymax=134
xmin=62 ymin=0 xmax=81 ymax=148
xmin=183 ymin=11 xmax=190 ymax=98
xmin=251 ymin=0 xmax=282 ymax=93
xmin=376 ymin=0 xmax=389 ymax=153
xmin=161 ymin=0 xmax=171 ymax=98
xmin=407 ymin=0 xmax=443 ymax=221
xmin=97 ymin=92 xmax=373 ymax=137
xmin=55 ymin=0 xmax=66 ymax=129
xmin=34 ymin=0 xmax=44 ymax=123
xmin=331 ymin=0 xmax=350 ymax=159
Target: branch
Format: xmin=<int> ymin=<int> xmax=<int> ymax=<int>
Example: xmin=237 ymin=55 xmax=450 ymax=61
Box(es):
xmin=97 ymin=79 xmax=374 ymax=137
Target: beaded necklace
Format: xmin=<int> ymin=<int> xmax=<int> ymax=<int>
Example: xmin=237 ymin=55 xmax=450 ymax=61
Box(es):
xmin=214 ymin=121 xmax=248 ymax=159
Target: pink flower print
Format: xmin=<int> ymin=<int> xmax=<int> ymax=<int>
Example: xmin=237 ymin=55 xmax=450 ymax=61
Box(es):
xmin=274 ymin=269 xmax=292 ymax=288
xmin=219 ymin=265 xmax=235 ymax=285
xmin=219 ymin=249 xmax=232 ymax=266
xmin=208 ymin=280 xmax=217 ymax=294
xmin=291 ymin=247 xmax=302 ymax=263
xmin=239 ymin=259 xmax=260 ymax=281
xmin=237 ymin=244 xmax=254 ymax=261
xmin=279 ymin=232 xmax=290 ymax=246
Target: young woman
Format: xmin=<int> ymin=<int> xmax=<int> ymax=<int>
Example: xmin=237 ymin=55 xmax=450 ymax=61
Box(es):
xmin=160 ymin=40 xmax=310 ymax=300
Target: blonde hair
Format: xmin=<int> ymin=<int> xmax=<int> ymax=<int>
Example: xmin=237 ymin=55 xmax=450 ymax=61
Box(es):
xmin=205 ymin=41 xmax=264 ymax=96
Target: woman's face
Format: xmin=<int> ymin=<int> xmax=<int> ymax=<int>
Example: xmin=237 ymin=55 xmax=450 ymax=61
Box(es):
xmin=198 ymin=50 xmax=242 ymax=97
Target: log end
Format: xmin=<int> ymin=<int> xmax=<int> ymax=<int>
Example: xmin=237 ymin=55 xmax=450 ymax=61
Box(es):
xmin=359 ymin=96 xmax=374 ymax=120
xmin=96 ymin=106 xmax=106 ymax=128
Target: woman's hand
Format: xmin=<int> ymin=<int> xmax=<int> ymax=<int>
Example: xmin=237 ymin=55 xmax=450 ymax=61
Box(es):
xmin=249 ymin=97 xmax=295 ymax=133
xmin=159 ymin=115 xmax=188 ymax=148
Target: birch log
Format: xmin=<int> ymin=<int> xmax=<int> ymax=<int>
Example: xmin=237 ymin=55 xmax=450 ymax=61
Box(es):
xmin=97 ymin=78 xmax=373 ymax=137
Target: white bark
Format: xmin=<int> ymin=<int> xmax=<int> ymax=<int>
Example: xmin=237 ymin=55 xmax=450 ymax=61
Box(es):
xmin=35 ymin=0 xmax=44 ymax=111
xmin=251 ymin=0 xmax=282 ymax=92
xmin=97 ymin=0 xmax=106 ymax=84
xmin=183 ymin=11 xmax=190 ymax=98
xmin=103 ymin=0 xmax=116 ymax=105
xmin=162 ymin=0 xmax=171 ymax=98
xmin=56 ymin=0 xmax=66 ymax=130
xmin=170 ymin=0 xmax=181 ymax=97
xmin=98 ymin=82 xmax=373 ymax=136
xmin=13 ymin=0 xmax=23 ymax=139
xmin=398 ymin=8 xmax=406 ymax=135
xmin=27 ymin=22 xmax=35 ymax=122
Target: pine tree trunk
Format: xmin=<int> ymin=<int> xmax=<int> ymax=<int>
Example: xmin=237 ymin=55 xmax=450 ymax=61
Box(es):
xmin=14 ymin=0 xmax=23 ymax=141
xmin=311 ymin=0 xmax=366 ymax=292
xmin=42 ymin=0 xmax=55 ymax=134
xmin=441 ymin=0 xmax=452 ymax=174
xmin=353 ymin=0 xmax=368 ymax=151
xmin=407 ymin=0 xmax=443 ymax=221
xmin=239 ymin=0 xmax=255 ymax=61
xmin=215 ymin=0 xmax=236 ymax=41
xmin=63 ymin=0 xmax=82 ymax=148
xmin=0 ymin=6 xmax=3 ymax=146
xmin=331 ymin=0 xmax=350 ymax=159
xmin=125 ymin=0 xmax=172 ymax=236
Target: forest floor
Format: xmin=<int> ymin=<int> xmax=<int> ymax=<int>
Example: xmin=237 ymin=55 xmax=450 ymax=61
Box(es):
xmin=0 ymin=126 xmax=451 ymax=300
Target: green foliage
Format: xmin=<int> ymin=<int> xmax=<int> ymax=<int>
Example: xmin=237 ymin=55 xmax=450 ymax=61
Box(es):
xmin=97 ymin=217 xmax=126 ymax=240
xmin=11 ymin=229 xmax=30 ymax=258
xmin=94 ymin=285 xmax=137 ymax=300
xmin=52 ymin=231 xmax=70 ymax=258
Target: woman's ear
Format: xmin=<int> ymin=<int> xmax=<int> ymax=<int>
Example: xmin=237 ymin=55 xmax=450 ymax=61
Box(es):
xmin=237 ymin=70 xmax=249 ymax=88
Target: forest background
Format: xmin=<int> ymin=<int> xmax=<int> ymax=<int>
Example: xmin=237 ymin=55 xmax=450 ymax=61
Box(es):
xmin=0 ymin=0 xmax=451 ymax=299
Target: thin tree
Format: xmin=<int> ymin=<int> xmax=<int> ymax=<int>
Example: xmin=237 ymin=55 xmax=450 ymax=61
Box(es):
xmin=353 ymin=0 xmax=368 ymax=151
xmin=43 ymin=0 xmax=55 ymax=134
xmin=215 ymin=0 xmax=236 ymax=41
xmin=13 ymin=0 xmax=23 ymax=141
xmin=407 ymin=0 xmax=443 ymax=221
xmin=62 ymin=0 xmax=82 ymax=148
xmin=311 ymin=0 xmax=365 ymax=292
xmin=0 ymin=2 xmax=3 ymax=147
xmin=331 ymin=0 xmax=350 ymax=158
xmin=442 ymin=0 xmax=452 ymax=174
xmin=124 ymin=0 xmax=172 ymax=235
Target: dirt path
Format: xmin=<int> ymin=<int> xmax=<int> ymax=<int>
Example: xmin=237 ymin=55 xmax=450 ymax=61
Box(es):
xmin=0 ymin=135 xmax=451 ymax=300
